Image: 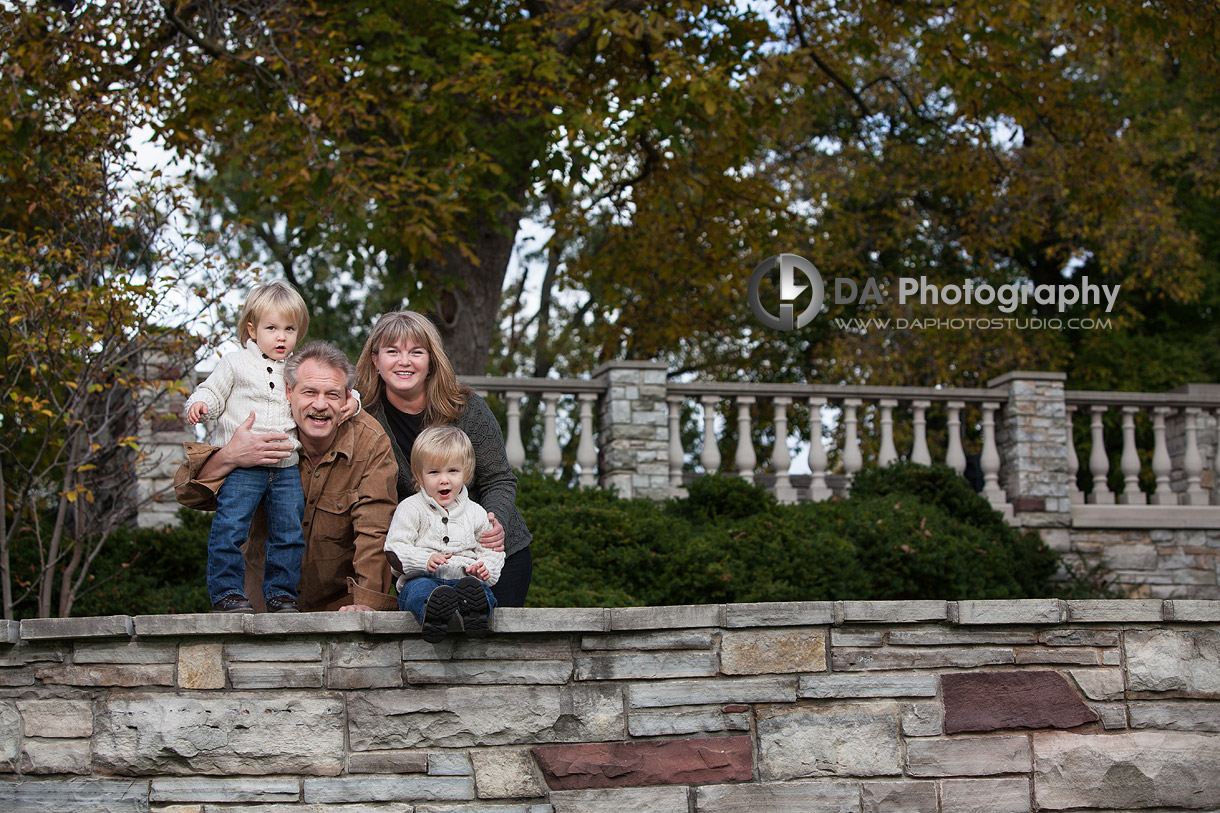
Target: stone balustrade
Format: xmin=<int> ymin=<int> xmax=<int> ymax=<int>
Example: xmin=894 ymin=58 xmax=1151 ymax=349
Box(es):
xmin=2 ymin=601 xmax=1220 ymax=811
xmin=1065 ymin=384 xmax=1220 ymax=509
xmin=463 ymin=367 xmax=1220 ymax=511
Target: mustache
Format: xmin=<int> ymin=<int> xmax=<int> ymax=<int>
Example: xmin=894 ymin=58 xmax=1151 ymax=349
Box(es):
xmin=303 ymin=409 xmax=333 ymax=420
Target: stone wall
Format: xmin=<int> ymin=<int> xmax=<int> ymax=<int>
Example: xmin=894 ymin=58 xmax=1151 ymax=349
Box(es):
xmin=3 ymin=601 xmax=1220 ymax=811
xmin=1045 ymin=525 xmax=1220 ymax=600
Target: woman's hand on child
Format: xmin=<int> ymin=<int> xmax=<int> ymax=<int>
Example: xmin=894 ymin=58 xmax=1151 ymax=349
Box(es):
xmin=427 ymin=553 xmax=451 ymax=572
xmin=465 ymin=562 xmax=490 ymax=581
xmin=477 ymin=513 xmax=505 ymax=552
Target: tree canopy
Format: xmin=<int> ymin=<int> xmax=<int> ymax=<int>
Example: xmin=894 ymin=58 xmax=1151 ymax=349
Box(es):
xmin=8 ymin=0 xmax=1218 ymax=385
xmin=123 ymin=0 xmax=1218 ymax=387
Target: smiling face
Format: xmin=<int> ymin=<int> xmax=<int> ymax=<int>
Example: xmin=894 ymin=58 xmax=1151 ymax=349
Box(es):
xmin=285 ymin=358 xmax=348 ymax=452
xmin=419 ymin=456 xmax=466 ymax=508
xmin=248 ymin=308 xmax=299 ymax=361
xmin=371 ymin=337 xmax=430 ymax=411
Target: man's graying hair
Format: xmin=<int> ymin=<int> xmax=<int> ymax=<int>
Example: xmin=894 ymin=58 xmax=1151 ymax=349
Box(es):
xmin=285 ymin=341 xmax=357 ymax=390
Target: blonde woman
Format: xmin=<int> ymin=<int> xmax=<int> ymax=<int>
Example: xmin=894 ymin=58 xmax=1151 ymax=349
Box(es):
xmin=356 ymin=311 xmax=532 ymax=606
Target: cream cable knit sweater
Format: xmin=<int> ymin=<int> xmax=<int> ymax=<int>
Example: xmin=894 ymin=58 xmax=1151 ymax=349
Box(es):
xmin=185 ymin=340 xmax=299 ymax=468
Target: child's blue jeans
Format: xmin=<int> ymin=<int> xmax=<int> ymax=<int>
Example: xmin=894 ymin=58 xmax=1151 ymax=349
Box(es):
xmin=207 ymin=465 xmax=306 ymax=605
xmin=398 ymin=576 xmax=498 ymax=624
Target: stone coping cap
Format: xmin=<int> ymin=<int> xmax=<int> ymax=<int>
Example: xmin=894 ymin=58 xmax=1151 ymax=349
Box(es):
xmin=591 ymin=360 xmax=670 ymax=376
xmin=987 ymin=370 xmax=1068 ymax=387
xmin=3 ymin=600 xmax=1212 ymax=644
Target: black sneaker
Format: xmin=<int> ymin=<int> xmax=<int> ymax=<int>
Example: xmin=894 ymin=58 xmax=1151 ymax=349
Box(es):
xmin=265 ymin=595 xmax=300 ymax=613
xmin=455 ymin=576 xmax=491 ymax=638
xmin=213 ymin=594 xmax=254 ymax=614
xmin=421 ymin=585 xmax=459 ymax=643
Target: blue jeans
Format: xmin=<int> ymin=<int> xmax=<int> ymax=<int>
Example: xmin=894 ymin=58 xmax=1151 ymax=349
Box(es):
xmin=207 ymin=465 xmax=306 ymax=605
xmin=398 ymin=576 xmax=498 ymax=624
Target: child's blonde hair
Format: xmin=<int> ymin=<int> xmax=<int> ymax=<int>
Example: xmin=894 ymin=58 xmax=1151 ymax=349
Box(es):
xmin=410 ymin=425 xmax=476 ymax=488
xmin=236 ymin=280 xmax=310 ymax=345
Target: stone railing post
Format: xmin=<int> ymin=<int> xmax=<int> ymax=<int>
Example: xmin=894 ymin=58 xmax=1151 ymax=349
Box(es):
xmin=1164 ymin=383 xmax=1220 ymax=504
xmin=594 ymin=361 xmax=670 ymax=500
xmin=989 ymin=371 xmax=1071 ymax=527
xmin=136 ymin=333 xmax=197 ymax=529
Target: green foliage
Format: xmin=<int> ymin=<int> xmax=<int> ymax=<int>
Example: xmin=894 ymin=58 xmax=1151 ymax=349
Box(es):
xmin=8 ymin=511 xmax=213 ymax=619
xmin=524 ymin=465 xmax=1073 ymax=607
xmin=68 ymin=511 xmax=213 ymax=618
xmin=518 ymin=474 xmax=687 ymax=608
xmin=664 ymin=474 xmax=777 ymax=526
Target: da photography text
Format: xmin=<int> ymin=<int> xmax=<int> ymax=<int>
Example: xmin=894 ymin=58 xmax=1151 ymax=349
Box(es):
xmin=748 ymin=253 xmax=1121 ymax=332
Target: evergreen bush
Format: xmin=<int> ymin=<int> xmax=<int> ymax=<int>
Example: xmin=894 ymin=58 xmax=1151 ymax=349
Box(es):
xmin=524 ymin=464 xmax=1067 ymax=607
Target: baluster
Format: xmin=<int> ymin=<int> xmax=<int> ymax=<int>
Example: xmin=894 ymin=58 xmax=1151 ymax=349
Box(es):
xmin=980 ymin=401 xmax=1004 ymax=504
xmin=1119 ymin=406 xmax=1145 ymax=504
xmin=1214 ymin=407 xmax=1220 ymax=505
xmin=1183 ymin=407 xmax=1207 ymax=505
xmin=945 ymin=400 xmax=966 ymax=476
xmin=540 ymin=392 xmax=562 ymax=476
xmin=504 ymin=390 xmax=525 ymax=470
xmin=807 ymin=396 xmax=832 ymax=501
xmin=878 ymin=398 xmax=898 ymax=467
xmin=1150 ymin=407 xmax=1174 ymax=505
xmin=700 ymin=395 xmax=721 ymax=474
xmin=1088 ymin=405 xmax=1114 ymax=504
xmin=842 ymin=398 xmax=862 ymax=492
xmin=1065 ymin=404 xmax=1085 ymax=504
xmin=576 ymin=393 xmax=598 ymax=488
xmin=772 ymin=397 xmax=796 ymax=503
xmin=735 ymin=396 xmax=756 ymax=483
xmin=910 ymin=399 xmax=931 ymax=466
xmin=667 ymin=395 xmax=685 ymax=494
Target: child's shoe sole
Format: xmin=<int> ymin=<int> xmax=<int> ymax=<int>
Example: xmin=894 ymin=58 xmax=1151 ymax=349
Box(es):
xmin=421 ymin=585 xmax=459 ymax=643
xmin=455 ymin=576 xmax=490 ymax=638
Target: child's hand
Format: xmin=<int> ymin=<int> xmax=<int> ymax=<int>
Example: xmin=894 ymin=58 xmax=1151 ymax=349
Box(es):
xmin=426 ymin=553 xmax=451 ymax=572
xmin=465 ymin=561 xmax=489 ymax=581
xmin=186 ymin=401 xmax=208 ymax=425
xmin=337 ymin=394 xmax=360 ymax=425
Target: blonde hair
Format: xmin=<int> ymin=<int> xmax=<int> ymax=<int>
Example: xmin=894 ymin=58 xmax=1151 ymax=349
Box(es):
xmin=237 ymin=280 xmax=309 ymax=346
xmin=355 ymin=311 xmax=469 ymax=423
xmin=410 ymin=425 xmax=476 ymax=488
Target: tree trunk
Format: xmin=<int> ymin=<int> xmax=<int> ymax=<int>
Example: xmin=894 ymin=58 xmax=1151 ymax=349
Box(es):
xmin=416 ymin=208 xmax=522 ymax=376
xmin=0 ymin=462 xmax=10 ymax=621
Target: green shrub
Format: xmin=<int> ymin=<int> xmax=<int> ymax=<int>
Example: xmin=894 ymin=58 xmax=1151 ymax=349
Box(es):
xmin=65 ymin=509 xmax=213 ymax=617
xmin=663 ymin=474 xmax=776 ymax=525
xmin=523 ymin=465 xmax=1070 ymax=606
xmin=519 ymin=473 xmax=688 ymax=607
xmin=662 ymin=502 xmax=866 ymax=604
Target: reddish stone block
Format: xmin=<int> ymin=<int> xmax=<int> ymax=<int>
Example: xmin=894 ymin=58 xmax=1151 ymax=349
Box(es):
xmin=1012 ymin=497 xmax=1046 ymax=512
xmin=943 ymin=670 xmax=1097 ymax=734
xmin=532 ymin=735 xmax=752 ymax=790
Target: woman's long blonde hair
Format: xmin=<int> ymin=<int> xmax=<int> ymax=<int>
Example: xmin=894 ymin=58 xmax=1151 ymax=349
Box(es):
xmin=355 ymin=311 xmax=469 ymax=424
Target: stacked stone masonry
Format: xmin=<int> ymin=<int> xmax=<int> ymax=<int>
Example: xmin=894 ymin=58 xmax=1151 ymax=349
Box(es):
xmin=2 ymin=601 xmax=1220 ymax=811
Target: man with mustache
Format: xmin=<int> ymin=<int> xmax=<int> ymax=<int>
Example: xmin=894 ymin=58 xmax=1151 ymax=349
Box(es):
xmin=174 ymin=340 xmax=399 ymax=611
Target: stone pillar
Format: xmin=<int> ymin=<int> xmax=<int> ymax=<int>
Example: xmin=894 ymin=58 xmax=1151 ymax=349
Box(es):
xmin=1165 ymin=384 xmax=1220 ymax=500
xmin=594 ymin=361 xmax=670 ymax=500
xmin=988 ymin=371 xmax=1071 ymax=526
xmin=136 ymin=332 xmax=198 ymax=529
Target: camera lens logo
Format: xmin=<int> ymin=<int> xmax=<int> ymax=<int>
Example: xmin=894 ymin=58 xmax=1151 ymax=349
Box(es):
xmin=748 ymin=254 xmax=824 ymax=331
